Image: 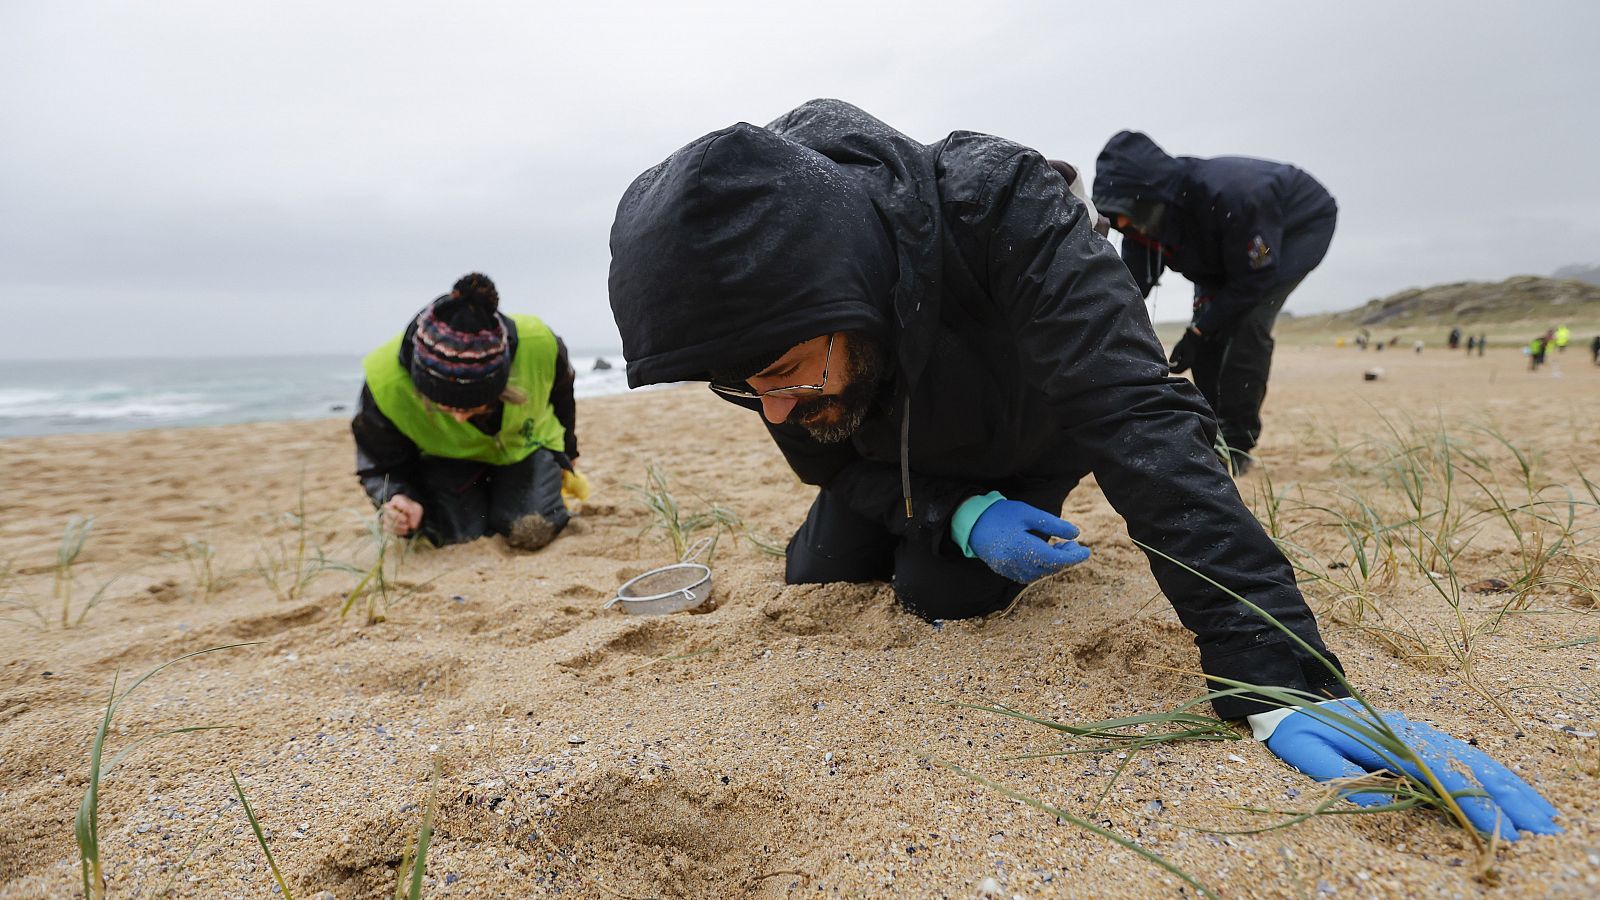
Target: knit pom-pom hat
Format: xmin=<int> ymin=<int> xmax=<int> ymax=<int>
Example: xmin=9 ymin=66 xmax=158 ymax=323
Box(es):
xmin=409 ymin=273 xmax=510 ymax=410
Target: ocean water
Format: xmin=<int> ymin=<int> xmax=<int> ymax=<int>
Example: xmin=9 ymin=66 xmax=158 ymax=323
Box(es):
xmin=0 ymin=352 xmax=631 ymax=439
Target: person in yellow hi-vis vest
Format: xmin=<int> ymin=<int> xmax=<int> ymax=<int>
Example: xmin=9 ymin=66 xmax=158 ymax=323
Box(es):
xmin=351 ymin=273 xmax=580 ymax=550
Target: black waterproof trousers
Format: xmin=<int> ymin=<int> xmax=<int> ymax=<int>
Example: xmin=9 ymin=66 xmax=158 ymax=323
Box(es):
xmin=414 ymin=448 xmax=569 ymax=546
xmin=785 ymin=480 xmax=1074 ymax=620
xmin=1189 ymin=212 xmax=1337 ymax=455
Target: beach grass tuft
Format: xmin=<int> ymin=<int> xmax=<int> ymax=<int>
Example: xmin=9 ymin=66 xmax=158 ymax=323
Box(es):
xmin=1133 ymin=537 xmax=1513 ymax=879
xmin=947 ymin=414 xmax=1597 ymax=888
xmin=232 ymin=771 xmax=296 ymax=900
xmin=176 ymin=536 xmax=222 ymax=603
xmin=1254 ymin=414 xmax=1599 ymax=677
xmin=629 ymin=463 xmax=784 ymax=562
xmin=75 ymin=643 xmax=253 ymax=899
xmin=340 ymin=511 xmax=399 ymax=624
xmin=56 ymin=516 xmax=94 ymax=627
xmin=948 ymin=529 xmax=1541 ymax=886
xmin=256 ymin=472 xmax=340 ymax=602
xmin=394 ymin=756 xmax=441 ymax=900
xmin=336 ymin=510 xmax=440 ymax=625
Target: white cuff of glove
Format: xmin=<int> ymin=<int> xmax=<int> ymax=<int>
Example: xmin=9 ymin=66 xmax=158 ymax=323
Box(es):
xmin=1246 ymin=698 xmax=1349 ymax=741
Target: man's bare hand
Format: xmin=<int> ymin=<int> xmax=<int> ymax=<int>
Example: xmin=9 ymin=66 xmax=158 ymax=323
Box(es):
xmin=382 ymin=494 xmax=424 ymax=536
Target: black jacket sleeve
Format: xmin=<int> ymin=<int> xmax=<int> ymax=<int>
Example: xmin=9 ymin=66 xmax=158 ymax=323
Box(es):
xmin=551 ymin=337 xmax=579 ymax=460
xmin=351 ymin=384 xmax=422 ymax=507
xmin=965 ymin=150 xmax=1346 ymax=719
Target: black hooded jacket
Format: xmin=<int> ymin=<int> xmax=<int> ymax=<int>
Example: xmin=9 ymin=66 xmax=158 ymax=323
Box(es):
xmin=1093 ymin=132 xmax=1337 ymax=335
xmin=609 ymin=100 xmax=1345 ymax=719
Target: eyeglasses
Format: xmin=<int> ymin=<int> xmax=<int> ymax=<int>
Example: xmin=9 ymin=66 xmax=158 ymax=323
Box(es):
xmin=709 ymin=333 xmax=834 ymax=400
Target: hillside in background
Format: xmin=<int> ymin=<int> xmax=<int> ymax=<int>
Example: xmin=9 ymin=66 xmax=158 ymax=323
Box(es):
xmin=1553 ymin=263 xmax=1600 ymax=286
xmin=1272 ymin=275 xmax=1600 ymax=342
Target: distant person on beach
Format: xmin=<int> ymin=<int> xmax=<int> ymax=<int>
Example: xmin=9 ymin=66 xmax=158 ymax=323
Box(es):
xmin=350 ymin=273 xmax=579 ymax=550
xmin=1529 ymin=332 xmax=1550 ymax=371
xmin=1093 ymin=131 xmax=1337 ymax=475
xmin=1478 ymin=333 xmax=1487 ymax=356
xmin=1448 ymin=326 xmax=1461 ymax=349
xmin=1465 ymin=335 xmax=1476 ymax=353
xmin=607 ymin=99 xmax=1558 ymax=841
xmin=1592 ymin=334 xmax=1600 ymax=365
xmin=1554 ymin=324 xmax=1570 ymax=353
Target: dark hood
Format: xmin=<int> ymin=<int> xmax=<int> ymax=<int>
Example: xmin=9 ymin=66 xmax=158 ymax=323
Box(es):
xmin=1092 ymin=131 xmax=1187 ymax=209
xmin=609 ymin=99 xmax=941 ymax=390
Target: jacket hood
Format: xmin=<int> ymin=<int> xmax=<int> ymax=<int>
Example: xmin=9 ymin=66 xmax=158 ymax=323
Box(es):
xmin=1092 ymin=131 xmax=1187 ymax=209
xmin=609 ymin=111 xmax=900 ymax=388
xmin=609 ymin=99 xmax=941 ymax=390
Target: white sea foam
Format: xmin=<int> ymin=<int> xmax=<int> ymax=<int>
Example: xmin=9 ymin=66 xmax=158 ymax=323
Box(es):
xmin=0 ymin=388 xmax=61 ymax=409
xmin=63 ymin=400 xmax=230 ymax=420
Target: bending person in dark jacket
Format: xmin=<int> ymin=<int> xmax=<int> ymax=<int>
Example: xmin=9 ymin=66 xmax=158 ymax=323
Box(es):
xmin=1093 ymin=132 xmax=1338 ymax=474
xmin=607 ymin=100 xmax=1557 ymax=841
xmin=351 ymin=273 xmax=578 ymax=550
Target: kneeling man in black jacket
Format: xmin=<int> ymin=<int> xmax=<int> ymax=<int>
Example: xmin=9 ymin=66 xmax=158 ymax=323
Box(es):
xmin=606 ymin=99 xmax=1558 ymax=841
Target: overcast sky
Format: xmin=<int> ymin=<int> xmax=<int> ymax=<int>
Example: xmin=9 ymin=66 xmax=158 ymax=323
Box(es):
xmin=2 ymin=1 xmax=1595 ymax=359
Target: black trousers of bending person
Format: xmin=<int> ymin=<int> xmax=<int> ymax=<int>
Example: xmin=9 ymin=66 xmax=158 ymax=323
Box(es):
xmin=414 ymin=448 xmax=570 ymax=547
xmin=1188 ymin=211 xmax=1337 ymax=457
xmin=785 ymin=479 xmax=1074 ymax=621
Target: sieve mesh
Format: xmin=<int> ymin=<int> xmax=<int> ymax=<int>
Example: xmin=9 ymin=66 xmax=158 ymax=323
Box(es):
xmin=620 ymin=564 xmax=708 ymax=599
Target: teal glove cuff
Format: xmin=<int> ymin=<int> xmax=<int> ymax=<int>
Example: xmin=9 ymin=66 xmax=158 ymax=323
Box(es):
xmin=951 ymin=491 xmax=1007 ymax=558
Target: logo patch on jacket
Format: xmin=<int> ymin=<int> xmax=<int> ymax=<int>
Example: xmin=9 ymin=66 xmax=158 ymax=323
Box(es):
xmin=1247 ymin=235 xmax=1274 ymax=270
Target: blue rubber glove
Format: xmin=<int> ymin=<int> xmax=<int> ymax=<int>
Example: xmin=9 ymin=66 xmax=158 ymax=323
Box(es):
xmin=965 ymin=499 xmax=1090 ymax=584
xmin=1265 ymin=699 xmax=1561 ymax=841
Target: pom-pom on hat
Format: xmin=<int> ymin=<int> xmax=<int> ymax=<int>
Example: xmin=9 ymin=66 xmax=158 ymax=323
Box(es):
xmin=409 ymin=273 xmax=510 ymax=410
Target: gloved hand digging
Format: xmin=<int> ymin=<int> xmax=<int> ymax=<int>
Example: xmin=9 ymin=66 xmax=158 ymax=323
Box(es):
xmin=1168 ymin=327 xmax=1205 ymax=374
xmin=955 ymin=495 xmax=1091 ymax=583
xmin=1264 ymin=699 xmax=1561 ymax=841
xmin=560 ymin=467 xmax=591 ymax=503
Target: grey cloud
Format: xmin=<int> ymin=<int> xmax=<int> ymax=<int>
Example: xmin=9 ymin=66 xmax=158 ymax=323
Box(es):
xmin=2 ymin=1 xmax=1596 ymax=359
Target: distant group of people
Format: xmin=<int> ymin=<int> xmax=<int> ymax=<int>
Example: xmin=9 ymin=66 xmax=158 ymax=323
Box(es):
xmin=1442 ymin=326 xmax=1490 ymax=355
xmin=1499 ymin=324 xmax=1600 ymax=369
xmin=1447 ymin=326 xmax=1490 ymax=355
xmin=1521 ymin=324 xmax=1600 ymax=370
xmin=1353 ymin=329 xmax=1486 ymax=355
xmin=1352 ymin=323 xmax=1599 ymax=366
xmin=341 ymin=100 xmax=1559 ymax=843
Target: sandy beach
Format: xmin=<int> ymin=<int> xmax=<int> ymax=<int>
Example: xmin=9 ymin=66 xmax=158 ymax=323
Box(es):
xmin=2 ymin=345 xmax=1599 ymax=898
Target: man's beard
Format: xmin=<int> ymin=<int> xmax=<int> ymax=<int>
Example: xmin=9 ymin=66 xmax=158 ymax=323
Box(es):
xmin=792 ymin=336 xmax=888 ymax=443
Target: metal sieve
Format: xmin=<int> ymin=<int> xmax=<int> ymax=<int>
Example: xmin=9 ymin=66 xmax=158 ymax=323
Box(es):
xmin=604 ymin=562 xmax=714 ymax=616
